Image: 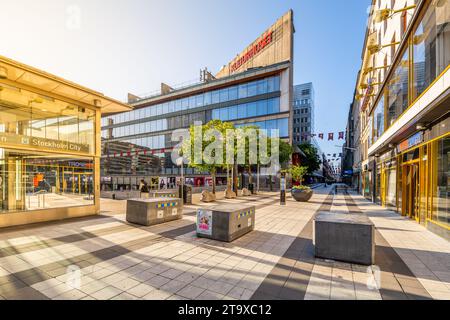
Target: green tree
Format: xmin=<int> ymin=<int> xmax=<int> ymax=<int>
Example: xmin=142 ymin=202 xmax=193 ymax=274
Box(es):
xmin=181 ymin=120 xmax=234 ymax=194
xmin=297 ymin=143 xmax=321 ymax=174
xmin=288 ymin=165 xmax=308 ymax=185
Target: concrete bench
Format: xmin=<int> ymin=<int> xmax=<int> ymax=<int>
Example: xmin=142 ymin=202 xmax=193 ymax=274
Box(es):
xmin=314 ymin=212 xmax=375 ymax=265
xmin=126 ymin=197 xmax=183 ymax=226
xmin=196 ymin=204 xmax=255 ymax=242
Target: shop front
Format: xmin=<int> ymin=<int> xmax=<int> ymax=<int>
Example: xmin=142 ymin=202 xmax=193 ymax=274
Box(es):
xmin=0 ymin=55 xmax=130 ymax=228
xmin=376 ymin=128 xmax=449 ymax=240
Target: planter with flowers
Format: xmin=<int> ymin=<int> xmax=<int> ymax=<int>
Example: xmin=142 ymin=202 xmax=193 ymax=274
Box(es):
xmin=288 ymin=165 xmax=313 ymax=202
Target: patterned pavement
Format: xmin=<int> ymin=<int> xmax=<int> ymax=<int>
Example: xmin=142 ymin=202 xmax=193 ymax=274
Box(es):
xmin=0 ymin=185 xmax=449 ymax=300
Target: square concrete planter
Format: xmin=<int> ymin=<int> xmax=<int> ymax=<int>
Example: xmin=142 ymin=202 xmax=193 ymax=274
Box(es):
xmin=196 ymin=204 xmax=255 ymax=242
xmin=314 ymin=212 xmax=375 ymax=265
xmin=126 ymin=197 xmax=183 ymax=226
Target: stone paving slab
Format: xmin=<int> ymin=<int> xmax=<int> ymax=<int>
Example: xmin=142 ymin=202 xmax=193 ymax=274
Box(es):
xmin=0 ymin=186 xmax=448 ymax=300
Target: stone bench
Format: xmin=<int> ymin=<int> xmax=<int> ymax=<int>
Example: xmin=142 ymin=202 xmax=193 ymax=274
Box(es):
xmin=126 ymin=197 xmax=183 ymax=226
xmin=196 ymin=204 xmax=255 ymax=242
xmin=314 ymin=212 xmax=375 ymax=265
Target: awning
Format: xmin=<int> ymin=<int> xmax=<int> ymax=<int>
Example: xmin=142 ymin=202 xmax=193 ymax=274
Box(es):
xmin=0 ymin=55 xmax=132 ymax=114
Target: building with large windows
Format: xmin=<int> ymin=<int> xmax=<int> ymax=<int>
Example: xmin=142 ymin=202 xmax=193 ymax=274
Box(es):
xmin=100 ymin=11 xmax=295 ymax=191
xmin=293 ymin=83 xmax=315 ymax=144
xmin=0 ymin=55 xmax=130 ymax=228
xmin=350 ymin=0 xmax=449 ymax=239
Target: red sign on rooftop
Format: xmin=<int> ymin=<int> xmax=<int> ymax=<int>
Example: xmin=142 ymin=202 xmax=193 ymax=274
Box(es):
xmin=230 ymin=31 xmax=273 ymax=73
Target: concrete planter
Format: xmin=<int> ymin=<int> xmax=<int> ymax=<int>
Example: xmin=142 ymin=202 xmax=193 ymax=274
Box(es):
xmin=291 ymin=188 xmax=313 ymax=202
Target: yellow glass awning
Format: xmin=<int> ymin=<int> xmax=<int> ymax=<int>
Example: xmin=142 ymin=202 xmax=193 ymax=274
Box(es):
xmin=0 ymin=55 xmax=132 ymax=114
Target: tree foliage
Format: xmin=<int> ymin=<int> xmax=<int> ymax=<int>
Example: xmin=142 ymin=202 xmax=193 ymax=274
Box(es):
xmin=297 ymin=143 xmax=321 ymax=174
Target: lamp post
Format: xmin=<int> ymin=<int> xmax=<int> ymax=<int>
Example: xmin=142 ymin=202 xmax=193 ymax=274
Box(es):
xmin=176 ymin=157 xmax=184 ymax=203
xmin=280 ymin=171 xmax=286 ymax=205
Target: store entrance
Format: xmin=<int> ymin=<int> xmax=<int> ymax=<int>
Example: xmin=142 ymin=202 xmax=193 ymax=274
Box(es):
xmin=402 ymin=162 xmax=420 ymax=222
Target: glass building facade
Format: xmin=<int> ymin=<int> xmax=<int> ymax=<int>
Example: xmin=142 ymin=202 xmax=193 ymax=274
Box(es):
xmin=101 ymin=65 xmax=291 ymax=191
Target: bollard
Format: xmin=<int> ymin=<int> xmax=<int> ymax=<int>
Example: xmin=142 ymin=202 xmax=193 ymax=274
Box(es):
xmin=280 ymin=172 xmax=286 ymax=205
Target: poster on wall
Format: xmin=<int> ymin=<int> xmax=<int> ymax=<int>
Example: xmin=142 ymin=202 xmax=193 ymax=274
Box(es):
xmin=159 ymin=177 xmax=167 ymax=189
xmin=196 ymin=209 xmax=212 ymax=236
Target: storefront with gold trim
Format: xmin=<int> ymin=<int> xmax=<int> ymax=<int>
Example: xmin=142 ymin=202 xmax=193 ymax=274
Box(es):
xmin=364 ymin=0 xmax=449 ymax=240
xmin=0 ymin=55 xmax=130 ymax=228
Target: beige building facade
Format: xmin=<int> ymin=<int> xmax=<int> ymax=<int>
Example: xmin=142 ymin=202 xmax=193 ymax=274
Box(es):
xmin=352 ymin=0 xmax=450 ymax=239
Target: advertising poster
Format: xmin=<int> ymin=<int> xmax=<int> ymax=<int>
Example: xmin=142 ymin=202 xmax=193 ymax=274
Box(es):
xmin=159 ymin=177 xmax=167 ymax=189
xmin=196 ymin=210 xmax=212 ymax=235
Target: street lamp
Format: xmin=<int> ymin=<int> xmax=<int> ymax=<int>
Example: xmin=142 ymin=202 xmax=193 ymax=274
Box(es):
xmin=373 ymin=5 xmax=417 ymax=23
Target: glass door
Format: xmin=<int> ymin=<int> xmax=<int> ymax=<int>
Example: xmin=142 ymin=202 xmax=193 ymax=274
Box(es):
xmin=403 ymin=162 xmax=420 ymax=222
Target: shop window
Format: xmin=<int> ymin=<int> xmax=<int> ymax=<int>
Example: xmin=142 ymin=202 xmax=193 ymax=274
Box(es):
xmin=431 ymin=136 xmax=449 ymax=228
xmin=0 ymin=149 xmax=94 ymax=213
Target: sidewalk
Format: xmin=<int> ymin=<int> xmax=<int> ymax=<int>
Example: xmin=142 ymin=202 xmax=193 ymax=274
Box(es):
xmin=0 ymin=185 xmax=448 ymax=300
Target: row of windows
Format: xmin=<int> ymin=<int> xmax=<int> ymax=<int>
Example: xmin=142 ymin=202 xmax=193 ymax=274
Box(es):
xmin=293 ymin=99 xmax=310 ymax=106
xmin=293 ymin=127 xmax=310 ymax=133
xmin=109 ymin=135 xmax=166 ymax=150
xmin=294 ymin=118 xmax=310 ymax=124
xmin=370 ymin=1 xmax=450 ymax=144
xmin=211 ymin=98 xmax=280 ymax=122
xmin=101 ymin=118 xmax=168 ymax=139
xmin=102 ymin=75 xmax=280 ymax=127
xmin=293 ymin=108 xmax=309 ymax=115
xmin=235 ymin=118 xmax=289 ymax=138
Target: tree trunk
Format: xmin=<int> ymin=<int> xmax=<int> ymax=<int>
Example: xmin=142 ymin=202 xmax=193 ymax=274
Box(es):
xmin=212 ymin=170 xmax=216 ymax=194
xmin=248 ymin=165 xmax=252 ymax=185
xmin=233 ymin=163 xmax=239 ymax=195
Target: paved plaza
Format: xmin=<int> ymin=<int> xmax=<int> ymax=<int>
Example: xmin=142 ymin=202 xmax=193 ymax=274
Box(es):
xmin=0 ymin=185 xmax=449 ymax=300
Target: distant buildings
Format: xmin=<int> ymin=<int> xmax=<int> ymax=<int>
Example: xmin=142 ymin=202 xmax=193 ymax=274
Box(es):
xmin=100 ymin=11 xmax=295 ymax=191
xmin=292 ymin=83 xmax=314 ymax=144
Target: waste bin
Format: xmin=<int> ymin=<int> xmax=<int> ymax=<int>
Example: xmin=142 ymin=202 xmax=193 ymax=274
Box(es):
xmin=179 ymin=185 xmax=192 ymax=205
xmin=248 ymin=183 xmax=254 ymax=194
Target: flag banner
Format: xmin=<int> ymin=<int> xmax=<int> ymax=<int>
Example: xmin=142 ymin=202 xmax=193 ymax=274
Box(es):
xmin=319 ymin=133 xmax=324 ymax=139
xmin=339 ymin=132 xmax=345 ymax=140
xmin=328 ymin=133 xmax=334 ymax=141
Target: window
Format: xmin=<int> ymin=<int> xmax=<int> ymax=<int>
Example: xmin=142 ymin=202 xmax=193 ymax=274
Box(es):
xmin=229 ymin=86 xmax=238 ymax=101
xmin=257 ymin=79 xmax=267 ymax=95
xmin=247 ymin=82 xmax=257 ymax=97
xmin=229 ymin=106 xmax=238 ymax=120
xmin=256 ymin=100 xmax=268 ymax=116
xmin=431 ymin=136 xmax=449 ymax=228
xmin=386 ymin=50 xmax=409 ymax=127
xmin=219 ymin=89 xmax=229 ymax=102
xmin=212 ymin=90 xmax=220 ymax=104
xmin=238 ymin=84 xmax=247 ymax=99
xmin=0 ymin=149 xmax=94 ymax=213
xmin=373 ymin=96 xmax=385 ymax=142
xmin=247 ymin=102 xmax=257 ymax=117
xmin=412 ymin=1 xmax=450 ymax=100
xmin=237 ymin=104 xmax=247 ymax=119
xmin=204 ymin=92 xmax=212 ymax=105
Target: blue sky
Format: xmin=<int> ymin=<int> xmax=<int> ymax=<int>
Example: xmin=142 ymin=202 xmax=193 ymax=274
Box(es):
xmin=0 ymin=0 xmax=370 ymax=158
